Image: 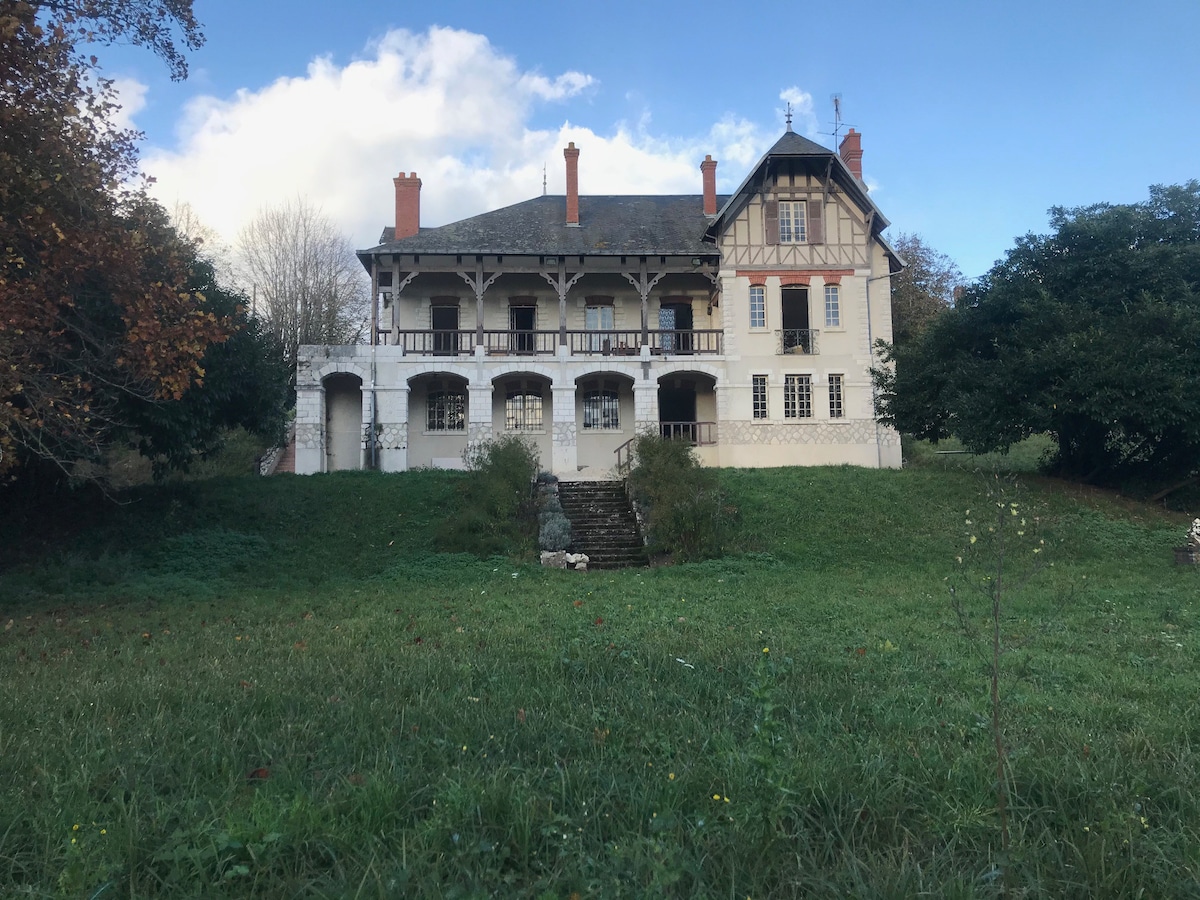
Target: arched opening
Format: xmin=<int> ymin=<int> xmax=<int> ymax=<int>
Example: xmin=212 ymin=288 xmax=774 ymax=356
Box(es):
xmin=407 ymin=372 xmax=470 ymax=469
xmin=658 ymin=372 xmax=718 ymax=446
xmin=574 ymin=371 xmax=635 ymax=474
xmin=492 ymin=372 xmax=552 ymax=470
xmin=324 ymin=373 xmax=363 ymax=471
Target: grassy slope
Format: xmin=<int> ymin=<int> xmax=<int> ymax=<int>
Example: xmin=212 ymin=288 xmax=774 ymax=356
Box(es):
xmin=0 ymin=463 xmax=1196 ymax=897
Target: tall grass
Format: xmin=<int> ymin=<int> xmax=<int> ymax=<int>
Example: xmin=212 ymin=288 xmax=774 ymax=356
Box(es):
xmin=0 ymin=462 xmax=1196 ymax=896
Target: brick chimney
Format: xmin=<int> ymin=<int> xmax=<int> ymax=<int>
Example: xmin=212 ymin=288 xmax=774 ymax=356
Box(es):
xmin=393 ymin=172 xmax=421 ymax=239
xmin=701 ymin=154 xmax=718 ymax=216
xmin=564 ymin=142 xmax=580 ymax=226
xmin=838 ymin=129 xmax=863 ymax=181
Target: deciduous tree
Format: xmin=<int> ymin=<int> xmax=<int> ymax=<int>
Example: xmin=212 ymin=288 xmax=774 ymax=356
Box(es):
xmin=888 ymin=233 xmax=962 ymax=344
xmin=237 ymin=198 xmax=369 ymax=379
xmin=874 ymin=182 xmax=1200 ymax=490
xmin=0 ymin=2 xmax=229 ymax=481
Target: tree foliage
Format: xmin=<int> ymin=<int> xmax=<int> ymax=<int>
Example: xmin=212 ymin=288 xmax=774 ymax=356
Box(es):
xmin=0 ymin=4 xmax=228 ymax=480
xmin=31 ymin=0 xmax=203 ymax=79
xmin=875 ymin=182 xmax=1200 ymax=488
xmin=888 ymin=232 xmax=962 ymax=344
xmin=237 ymin=198 xmax=369 ymax=379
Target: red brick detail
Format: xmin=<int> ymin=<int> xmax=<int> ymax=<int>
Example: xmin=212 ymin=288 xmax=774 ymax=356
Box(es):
xmin=700 ymin=154 xmax=718 ymax=216
xmin=781 ymin=275 xmax=811 ymax=286
xmin=839 ymin=128 xmax=863 ymax=181
xmin=393 ymin=172 xmax=422 ymax=240
xmin=736 ymin=269 xmax=853 ymax=282
xmin=564 ymin=142 xmax=580 ymax=226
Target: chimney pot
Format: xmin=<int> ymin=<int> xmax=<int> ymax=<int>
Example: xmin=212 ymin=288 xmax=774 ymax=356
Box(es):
xmin=393 ymin=171 xmax=422 ymax=240
xmin=700 ymin=154 xmax=718 ymax=216
xmin=838 ymin=128 xmax=863 ymax=181
xmin=564 ymin=142 xmax=581 ymax=226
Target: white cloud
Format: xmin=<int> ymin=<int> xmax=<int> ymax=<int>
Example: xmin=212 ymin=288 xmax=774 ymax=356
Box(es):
xmin=141 ymin=26 xmax=795 ymax=251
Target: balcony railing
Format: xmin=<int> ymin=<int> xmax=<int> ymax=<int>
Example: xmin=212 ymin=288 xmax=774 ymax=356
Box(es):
xmin=660 ymin=421 xmax=717 ymax=445
xmin=777 ymin=329 xmax=819 ymax=355
xmin=379 ymin=329 xmax=724 ymax=356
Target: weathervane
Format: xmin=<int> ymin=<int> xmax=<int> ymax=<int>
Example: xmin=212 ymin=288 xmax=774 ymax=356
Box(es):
xmin=784 ymin=102 xmax=793 ymax=132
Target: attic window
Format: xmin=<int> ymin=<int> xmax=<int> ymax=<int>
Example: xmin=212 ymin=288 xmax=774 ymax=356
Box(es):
xmin=779 ymin=201 xmax=807 ymax=243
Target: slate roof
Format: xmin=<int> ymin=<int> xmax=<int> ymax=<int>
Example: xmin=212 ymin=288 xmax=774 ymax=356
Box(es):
xmin=363 ymin=194 xmax=728 ymax=258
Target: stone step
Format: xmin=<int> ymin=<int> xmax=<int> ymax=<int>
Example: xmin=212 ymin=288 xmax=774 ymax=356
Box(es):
xmin=554 ymin=479 xmax=646 ymax=570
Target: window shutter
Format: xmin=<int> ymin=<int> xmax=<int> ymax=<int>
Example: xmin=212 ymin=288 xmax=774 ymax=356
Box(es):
xmin=764 ymin=200 xmax=779 ymax=245
xmin=807 ymin=199 xmax=824 ymax=245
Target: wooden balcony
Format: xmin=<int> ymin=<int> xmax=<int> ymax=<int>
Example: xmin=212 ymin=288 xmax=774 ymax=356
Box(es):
xmin=376 ymin=329 xmax=724 ymax=357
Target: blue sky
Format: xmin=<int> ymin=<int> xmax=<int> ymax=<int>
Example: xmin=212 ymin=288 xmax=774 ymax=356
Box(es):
xmin=101 ymin=0 xmax=1200 ymax=279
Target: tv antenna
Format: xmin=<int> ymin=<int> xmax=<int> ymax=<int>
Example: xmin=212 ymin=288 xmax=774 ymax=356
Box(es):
xmin=821 ymin=93 xmax=853 ymax=147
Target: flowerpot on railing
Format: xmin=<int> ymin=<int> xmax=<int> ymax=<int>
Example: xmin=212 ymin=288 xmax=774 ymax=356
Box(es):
xmin=1173 ymin=545 xmax=1200 ymax=565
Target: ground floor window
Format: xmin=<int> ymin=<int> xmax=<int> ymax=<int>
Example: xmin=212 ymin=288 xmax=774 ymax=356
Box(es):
xmin=582 ymin=379 xmax=620 ymax=429
xmin=784 ymin=374 xmax=812 ymax=418
xmin=752 ymin=374 xmax=768 ymax=419
xmin=505 ymin=381 xmax=544 ymax=431
xmin=828 ymin=374 xmax=844 ymax=419
xmin=427 ymin=381 xmax=466 ymax=431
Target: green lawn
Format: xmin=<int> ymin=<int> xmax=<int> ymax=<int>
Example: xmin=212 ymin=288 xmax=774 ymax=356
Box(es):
xmin=1 ymin=464 xmax=1197 ymax=897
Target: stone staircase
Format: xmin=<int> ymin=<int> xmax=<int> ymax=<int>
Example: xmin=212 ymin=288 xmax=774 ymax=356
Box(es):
xmin=557 ymin=480 xmax=647 ymax=570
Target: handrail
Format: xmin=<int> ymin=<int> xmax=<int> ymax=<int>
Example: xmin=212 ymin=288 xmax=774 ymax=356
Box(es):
xmin=614 ymin=436 xmax=636 ymax=475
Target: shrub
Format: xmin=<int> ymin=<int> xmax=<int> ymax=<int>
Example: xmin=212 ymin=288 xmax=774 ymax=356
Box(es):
xmin=627 ymin=431 xmax=736 ymax=561
xmin=435 ymin=436 xmax=538 ymax=557
xmin=538 ymin=512 xmax=572 ymax=551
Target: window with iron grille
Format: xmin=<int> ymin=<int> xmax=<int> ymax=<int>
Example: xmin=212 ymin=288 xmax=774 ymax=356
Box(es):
xmin=779 ymin=201 xmax=807 ymax=243
xmin=752 ymin=374 xmax=768 ymax=419
xmin=505 ymin=382 xmax=543 ymax=431
xmin=828 ymin=374 xmax=844 ymax=419
xmin=583 ymin=387 xmax=620 ymax=429
xmin=749 ymin=284 xmax=766 ymax=328
xmin=427 ymin=382 xmax=466 ymax=431
xmin=824 ymin=284 xmax=841 ymax=328
xmin=784 ymin=374 xmax=812 ymax=419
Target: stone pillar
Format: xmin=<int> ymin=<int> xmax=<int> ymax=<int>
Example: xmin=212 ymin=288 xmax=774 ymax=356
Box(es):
xmin=376 ymin=384 xmax=410 ymax=472
xmin=633 ymin=380 xmax=659 ymax=433
xmin=467 ymin=381 xmax=494 ymax=454
xmin=294 ymin=385 xmax=325 ymax=474
xmin=551 ymin=383 xmax=578 ymax=475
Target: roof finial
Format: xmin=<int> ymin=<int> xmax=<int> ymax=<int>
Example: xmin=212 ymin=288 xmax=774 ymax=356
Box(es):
xmin=785 ymin=102 xmax=793 ymax=132
xmin=542 ymin=163 xmax=547 ymax=196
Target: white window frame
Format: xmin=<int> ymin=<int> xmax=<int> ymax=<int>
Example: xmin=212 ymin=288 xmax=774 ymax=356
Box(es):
xmin=828 ymin=374 xmax=844 ymax=419
xmin=778 ymin=201 xmax=807 ymax=244
xmin=749 ymin=284 xmax=766 ymax=329
xmin=784 ymin=374 xmax=812 ymax=419
xmin=752 ymin=374 xmax=769 ymax=420
xmin=824 ymin=284 xmax=841 ymax=329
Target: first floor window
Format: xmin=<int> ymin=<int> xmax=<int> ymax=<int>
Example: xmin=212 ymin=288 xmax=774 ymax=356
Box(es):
xmin=779 ymin=200 xmax=807 ymax=243
xmin=828 ymin=374 xmax=844 ymax=419
xmin=784 ymin=375 xmax=812 ymax=419
xmin=824 ymin=284 xmax=841 ymax=328
xmin=583 ymin=381 xmax=620 ymax=429
xmin=505 ymin=382 xmax=543 ymax=431
xmin=749 ymin=284 xmax=766 ymax=328
xmin=752 ymin=374 xmax=768 ymax=419
xmin=585 ymin=302 xmax=614 ymax=352
xmin=427 ymin=382 xmax=466 ymax=431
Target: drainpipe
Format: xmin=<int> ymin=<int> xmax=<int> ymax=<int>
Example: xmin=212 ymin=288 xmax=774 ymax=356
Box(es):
xmin=370 ymin=340 xmax=377 ymax=470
